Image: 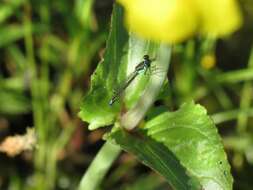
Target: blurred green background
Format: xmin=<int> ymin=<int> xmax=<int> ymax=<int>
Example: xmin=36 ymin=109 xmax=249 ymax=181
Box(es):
xmin=0 ymin=0 xmax=253 ymax=189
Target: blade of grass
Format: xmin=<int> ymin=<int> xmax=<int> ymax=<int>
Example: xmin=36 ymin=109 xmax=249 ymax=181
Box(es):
xmin=236 ymin=47 xmax=253 ymax=133
xmin=211 ymin=108 xmax=253 ymax=125
xmin=216 ymin=68 xmax=253 ymax=83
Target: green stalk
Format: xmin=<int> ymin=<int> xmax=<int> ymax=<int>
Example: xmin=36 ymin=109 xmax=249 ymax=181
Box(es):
xmin=236 ymin=47 xmax=253 ymax=133
xmin=23 ymin=2 xmax=45 ymax=172
xmin=211 ymin=108 xmax=253 ymax=125
xmin=78 ymin=142 xmax=121 ymax=190
xmin=216 ymin=68 xmax=253 ymax=83
xmin=24 ymin=4 xmax=49 ymax=190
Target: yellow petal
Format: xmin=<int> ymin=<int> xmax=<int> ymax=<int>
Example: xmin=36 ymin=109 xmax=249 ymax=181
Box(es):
xmin=195 ymin=0 xmax=242 ymax=37
xmin=118 ymin=0 xmax=198 ymax=43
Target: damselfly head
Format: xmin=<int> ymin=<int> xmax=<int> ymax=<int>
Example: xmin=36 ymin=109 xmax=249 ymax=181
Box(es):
xmin=143 ymin=54 xmax=149 ymax=60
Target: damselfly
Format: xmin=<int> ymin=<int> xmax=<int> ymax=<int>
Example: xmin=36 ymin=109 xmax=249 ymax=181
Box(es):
xmin=109 ymin=54 xmax=156 ymax=106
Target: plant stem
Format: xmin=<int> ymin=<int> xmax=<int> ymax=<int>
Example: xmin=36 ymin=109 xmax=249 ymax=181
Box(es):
xmin=236 ymin=47 xmax=253 ymax=133
xmin=211 ymin=108 xmax=253 ymax=125
xmin=78 ymin=141 xmax=121 ymax=190
xmin=216 ymin=68 xmax=253 ymax=83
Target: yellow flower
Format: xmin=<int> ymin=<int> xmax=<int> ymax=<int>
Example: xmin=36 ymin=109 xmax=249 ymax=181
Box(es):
xmin=201 ymin=54 xmax=216 ymax=69
xmin=117 ymin=0 xmax=242 ymax=44
xmin=196 ymin=0 xmax=242 ymax=37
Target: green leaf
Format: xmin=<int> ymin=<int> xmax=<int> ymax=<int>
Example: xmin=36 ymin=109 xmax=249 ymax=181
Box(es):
xmin=106 ymin=128 xmax=201 ymax=190
xmin=145 ymin=102 xmax=233 ymax=190
xmin=79 ymin=4 xmax=128 ymax=129
xmin=79 ymin=3 xmax=161 ymax=130
xmin=106 ymin=102 xmax=232 ymax=190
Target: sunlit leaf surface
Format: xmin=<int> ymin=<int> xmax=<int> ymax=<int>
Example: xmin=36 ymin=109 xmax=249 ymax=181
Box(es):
xmin=145 ymin=102 xmax=233 ymax=190
xmin=107 ymin=102 xmax=232 ymax=190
